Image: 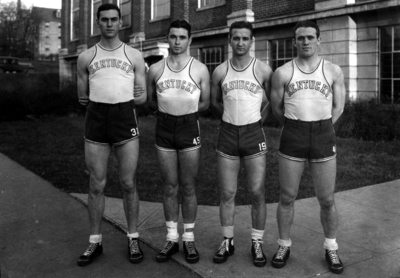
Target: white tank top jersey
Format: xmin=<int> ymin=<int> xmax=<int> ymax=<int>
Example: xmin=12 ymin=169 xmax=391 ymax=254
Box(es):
xmin=221 ymin=57 xmax=265 ymax=126
xmin=155 ymin=57 xmax=201 ymax=116
xmin=284 ymin=59 xmax=333 ymax=121
xmin=88 ymin=43 xmax=135 ymax=104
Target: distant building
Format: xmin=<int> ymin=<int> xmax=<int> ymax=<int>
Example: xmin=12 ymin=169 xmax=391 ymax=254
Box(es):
xmin=60 ymin=0 xmax=400 ymax=104
xmin=30 ymin=7 xmax=61 ymax=60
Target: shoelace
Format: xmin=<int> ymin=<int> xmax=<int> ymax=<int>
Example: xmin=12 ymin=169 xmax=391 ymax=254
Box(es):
xmin=217 ymin=239 xmax=230 ymax=255
xmin=161 ymin=241 xmax=174 ymax=254
xmin=275 ymin=246 xmax=289 ymax=260
xmin=83 ymin=243 xmax=98 ymax=256
xmin=185 ymin=242 xmax=197 ymax=255
xmin=327 ymin=250 xmax=340 ymax=264
xmin=129 ymin=239 xmax=140 ymax=254
xmin=253 ymin=240 xmax=264 ymax=259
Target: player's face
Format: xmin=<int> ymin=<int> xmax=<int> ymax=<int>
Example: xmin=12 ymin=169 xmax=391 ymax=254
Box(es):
xmin=97 ymin=9 xmax=122 ymax=39
xmin=294 ymin=27 xmax=321 ymax=58
xmin=167 ymin=28 xmax=192 ymax=55
xmin=229 ymin=28 xmax=253 ymax=57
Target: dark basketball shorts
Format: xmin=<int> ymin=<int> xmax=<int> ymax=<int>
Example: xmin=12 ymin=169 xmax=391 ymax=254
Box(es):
xmin=84 ymin=100 xmax=139 ymax=146
xmin=155 ymin=111 xmax=201 ymax=152
xmin=278 ymin=118 xmax=336 ymax=162
xmin=216 ymin=120 xmax=267 ymax=160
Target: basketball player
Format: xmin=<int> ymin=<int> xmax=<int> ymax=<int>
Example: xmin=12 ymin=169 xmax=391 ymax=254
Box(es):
xmin=146 ymin=20 xmax=210 ymax=264
xmin=210 ymin=21 xmax=273 ymax=267
xmin=270 ymin=20 xmax=346 ymax=274
xmin=76 ymin=3 xmax=147 ymax=266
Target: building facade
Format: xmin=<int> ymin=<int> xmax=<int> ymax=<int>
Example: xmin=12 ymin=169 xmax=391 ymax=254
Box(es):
xmin=30 ymin=7 xmax=62 ymax=60
xmin=59 ymin=0 xmax=400 ymax=104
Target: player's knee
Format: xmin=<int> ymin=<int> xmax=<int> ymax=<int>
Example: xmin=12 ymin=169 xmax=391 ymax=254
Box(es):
xmin=220 ymin=189 xmax=236 ymax=202
xmin=250 ymin=190 xmax=265 ymax=206
xmin=279 ymin=193 xmax=296 ymax=207
xmin=319 ymin=197 xmax=335 ymax=210
xmin=181 ymin=184 xmax=196 ymax=198
xmin=163 ymin=182 xmax=179 ymax=198
xmin=119 ymin=179 xmax=136 ymax=192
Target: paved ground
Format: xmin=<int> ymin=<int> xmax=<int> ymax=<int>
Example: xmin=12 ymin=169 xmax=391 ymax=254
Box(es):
xmin=1 ymin=152 xmax=400 ymax=277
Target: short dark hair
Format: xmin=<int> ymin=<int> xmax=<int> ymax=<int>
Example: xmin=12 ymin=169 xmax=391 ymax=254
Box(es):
xmin=97 ymin=3 xmax=121 ymax=20
xmin=167 ymin=20 xmax=192 ymax=38
xmin=229 ymin=21 xmax=254 ymax=38
xmin=293 ymin=21 xmax=320 ymax=38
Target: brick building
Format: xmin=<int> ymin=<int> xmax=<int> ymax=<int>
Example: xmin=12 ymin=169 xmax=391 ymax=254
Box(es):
xmin=59 ymin=0 xmax=400 ymax=104
xmin=30 ymin=7 xmax=62 ymax=60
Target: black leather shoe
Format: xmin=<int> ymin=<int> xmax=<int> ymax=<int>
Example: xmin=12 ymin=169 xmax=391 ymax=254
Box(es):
xmin=271 ymin=246 xmax=290 ymax=268
xmin=325 ymin=249 xmax=344 ymax=274
xmin=77 ymin=243 xmax=103 ymax=266
xmin=251 ymin=239 xmax=266 ymax=267
xmin=128 ymin=238 xmax=143 ymax=263
xmin=156 ymin=241 xmax=179 ymax=262
xmin=183 ymin=241 xmax=200 ymax=263
xmin=213 ymin=238 xmax=234 ymax=263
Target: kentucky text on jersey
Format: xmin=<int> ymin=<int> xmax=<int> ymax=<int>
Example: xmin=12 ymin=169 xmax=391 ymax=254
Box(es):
xmin=286 ymin=80 xmax=332 ymax=98
xmin=88 ymin=58 xmax=133 ymax=75
xmin=157 ymin=79 xmax=198 ymax=94
xmin=222 ymin=80 xmax=262 ymax=94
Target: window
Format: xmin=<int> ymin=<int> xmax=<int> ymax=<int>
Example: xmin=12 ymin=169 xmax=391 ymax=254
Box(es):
xmin=71 ymin=0 xmax=79 ymax=40
xmin=151 ymin=0 xmax=170 ymax=20
xmin=198 ymin=0 xmax=224 ymax=8
xmin=91 ymin=0 xmax=102 ymax=36
xmin=118 ymin=0 xmax=131 ymax=28
xmin=200 ymin=47 xmax=224 ymax=75
xmin=268 ymin=38 xmax=297 ymax=71
xmin=380 ymin=26 xmax=400 ymax=104
xmin=56 ymin=10 xmax=61 ymax=18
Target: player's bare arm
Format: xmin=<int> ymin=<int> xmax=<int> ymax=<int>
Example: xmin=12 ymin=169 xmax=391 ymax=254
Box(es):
xmin=256 ymin=60 xmax=273 ymax=124
xmin=77 ymin=48 xmax=95 ymax=106
xmin=192 ymin=60 xmax=210 ymax=112
xmin=146 ymin=60 xmax=163 ymax=112
xmin=326 ymin=61 xmax=346 ymax=124
xmin=270 ymin=62 xmax=292 ymax=125
xmin=126 ymin=47 xmax=147 ymax=105
xmin=210 ymin=62 xmax=227 ymax=119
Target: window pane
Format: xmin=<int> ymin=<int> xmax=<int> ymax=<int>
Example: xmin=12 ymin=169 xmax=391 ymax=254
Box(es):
xmin=285 ymin=39 xmax=293 ymax=59
xmin=72 ymin=0 xmax=79 ymax=8
xmin=394 ymin=26 xmax=400 ymax=51
xmin=380 ymin=79 xmax=392 ymax=104
xmin=270 ymin=40 xmax=277 ymax=60
xmin=394 ymin=80 xmax=400 ymax=104
xmin=154 ymin=0 xmax=170 ymax=18
xmin=278 ymin=41 xmax=284 ymax=59
xmin=381 ymin=26 xmax=392 ymax=52
xmin=394 ymin=53 xmax=400 ymax=78
xmin=380 ymin=53 xmax=392 ymax=78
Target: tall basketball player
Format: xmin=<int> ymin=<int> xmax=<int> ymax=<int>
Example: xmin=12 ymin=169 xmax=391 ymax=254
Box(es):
xmin=270 ymin=20 xmax=346 ymax=274
xmin=76 ymin=3 xmax=147 ymax=266
xmin=210 ymin=21 xmax=273 ymax=267
xmin=146 ymin=20 xmax=210 ymax=264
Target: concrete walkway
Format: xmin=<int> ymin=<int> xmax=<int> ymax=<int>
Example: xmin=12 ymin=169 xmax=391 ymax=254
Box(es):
xmin=1 ymin=152 xmax=400 ymax=277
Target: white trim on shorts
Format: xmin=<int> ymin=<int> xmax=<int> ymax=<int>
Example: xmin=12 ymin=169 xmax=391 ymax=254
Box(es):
xmin=155 ymin=144 xmax=201 ymax=153
xmin=278 ymin=151 xmax=336 ymax=163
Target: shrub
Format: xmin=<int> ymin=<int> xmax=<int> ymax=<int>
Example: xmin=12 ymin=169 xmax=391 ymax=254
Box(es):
xmin=335 ymin=101 xmax=400 ymax=141
xmin=0 ymin=74 xmax=83 ymax=120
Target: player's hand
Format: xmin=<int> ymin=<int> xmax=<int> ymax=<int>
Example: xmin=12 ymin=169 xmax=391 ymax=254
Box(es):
xmin=134 ymin=85 xmax=145 ymax=98
xmin=79 ymin=97 xmax=89 ymax=106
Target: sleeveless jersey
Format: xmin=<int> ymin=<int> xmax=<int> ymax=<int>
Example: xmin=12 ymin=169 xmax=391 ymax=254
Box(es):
xmin=284 ymin=59 xmax=333 ymax=121
xmin=88 ymin=43 xmax=134 ymax=104
xmin=221 ymin=57 xmax=265 ymax=126
xmin=155 ymin=57 xmax=201 ymax=116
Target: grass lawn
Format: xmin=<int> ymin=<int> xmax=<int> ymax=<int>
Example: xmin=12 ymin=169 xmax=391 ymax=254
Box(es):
xmin=1 ymin=115 xmax=399 ymax=206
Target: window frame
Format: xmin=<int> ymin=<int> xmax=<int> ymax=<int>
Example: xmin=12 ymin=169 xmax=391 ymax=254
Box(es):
xmin=379 ymin=25 xmax=400 ymax=105
xmin=151 ymin=0 xmax=170 ymax=21
xmin=198 ymin=0 xmax=225 ymax=9
xmin=199 ymin=46 xmax=224 ymax=76
xmin=117 ymin=0 xmax=131 ymax=28
xmin=70 ymin=0 xmax=80 ymax=41
xmin=91 ymin=0 xmax=102 ymax=36
xmin=268 ymin=38 xmax=297 ymax=72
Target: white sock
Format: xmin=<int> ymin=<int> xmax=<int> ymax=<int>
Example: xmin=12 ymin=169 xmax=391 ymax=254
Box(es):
xmin=324 ymin=238 xmax=338 ymax=250
xmin=222 ymin=226 xmax=234 ymax=239
xmin=166 ymin=221 xmax=179 ymax=242
xmin=251 ymin=228 xmax=264 ymax=241
xmin=182 ymin=223 xmax=195 ymax=242
xmin=277 ymin=238 xmax=292 ymax=247
xmin=127 ymin=232 xmax=139 ymax=239
xmin=89 ymin=234 xmax=102 ymax=244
